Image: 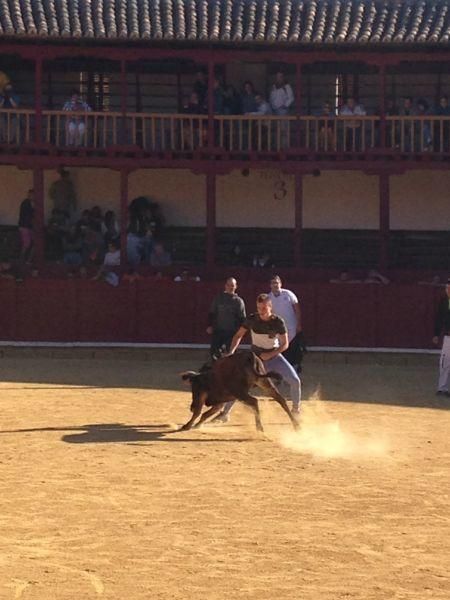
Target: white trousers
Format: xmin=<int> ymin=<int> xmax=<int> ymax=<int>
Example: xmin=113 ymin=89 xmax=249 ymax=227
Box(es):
xmin=438 ymin=335 xmax=450 ymax=392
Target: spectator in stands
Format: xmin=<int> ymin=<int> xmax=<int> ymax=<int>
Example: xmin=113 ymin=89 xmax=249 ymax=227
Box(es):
xmin=317 ymin=100 xmax=335 ymax=151
xmin=432 ymin=277 xmax=450 ymax=397
xmin=252 ymin=251 xmax=272 ymax=268
xmin=182 ymin=91 xmax=207 ymax=149
xmin=206 ymin=277 xmax=246 ymax=359
xmin=247 ymin=93 xmax=272 ymax=149
xmin=223 ymin=84 xmax=241 ymax=115
xmin=174 ymin=269 xmax=200 ymax=282
xmin=230 ymin=243 xmax=244 ymax=266
xmin=213 ymin=78 xmax=225 ymax=115
xmin=270 ymin=72 xmax=294 ymax=149
xmin=416 ymin=98 xmax=432 ymax=150
xmin=434 ymin=95 xmax=450 ymax=151
xmin=0 ymin=83 xmax=20 ymax=143
xmin=339 ymin=97 xmax=367 ymax=151
xmin=92 ymin=240 xmax=120 ymax=285
xmin=63 ymin=89 xmax=92 ymax=146
xmin=329 ymin=270 xmax=362 ymax=283
xmin=399 ymin=96 xmax=416 ymax=151
xmin=62 ymin=225 xmax=83 ymax=271
xmin=364 ymin=269 xmax=390 ymax=284
xmin=241 ymin=81 xmax=257 ymax=114
xmin=268 ymin=275 xmax=304 ymax=373
xmin=385 ymin=97 xmax=399 ymax=148
xmin=81 ymin=226 xmax=104 ymax=266
xmin=46 ymin=208 xmax=68 ymax=260
xmin=193 ymin=70 xmax=208 ymax=108
xmin=49 ymin=168 xmax=77 ymax=218
xmin=127 ymin=197 xmax=152 ymax=266
xmin=249 ymin=93 xmax=272 ymax=117
xmin=102 ymin=210 xmax=119 ymax=246
xmin=18 ymin=188 xmax=34 ymax=262
xmin=149 ymin=242 xmax=172 ymax=269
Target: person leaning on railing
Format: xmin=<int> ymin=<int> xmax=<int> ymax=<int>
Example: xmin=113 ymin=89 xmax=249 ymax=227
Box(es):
xmin=62 ymin=89 xmax=92 ymax=147
xmin=269 ymin=71 xmax=294 ymax=149
xmin=339 ymin=97 xmax=366 ymax=151
xmin=0 ymin=83 xmax=20 ymax=143
xmin=434 ymin=95 xmax=450 ymax=152
xmin=246 ymin=93 xmax=272 ymax=150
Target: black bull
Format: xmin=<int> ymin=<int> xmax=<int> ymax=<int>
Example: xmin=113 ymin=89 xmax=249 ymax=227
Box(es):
xmin=180 ymin=350 xmax=299 ymax=432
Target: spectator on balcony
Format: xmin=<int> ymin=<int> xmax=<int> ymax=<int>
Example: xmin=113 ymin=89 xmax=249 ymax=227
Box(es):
xmin=49 ymin=168 xmax=77 ymax=218
xmin=62 ymin=225 xmax=83 ymax=270
xmin=247 ymin=93 xmax=272 ymax=149
xmin=89 ymin=205 xmax=103 ymax=233
xmin=193 ymin=70 xmax=208 ymax=108
xmin=63 ymin=89 xmax=92 ymax=146
xmin=339 ymin=97 xmax=366 ymax=151
xmin=213 ymin=78 xmax=225 ymax=115
xmin=92 ymin=240 xmax=120 ymax=285
xmin=416 ymin=99 xmax=432 ymax=151
xmin=270 ymin=72 xmax=294 ymax=149
xmin=182 ymin=91 xmax=207 ymax=149
xmin=102 ymin=210 xmax=119 ymax=246
xmin=317 ymin=101 xmax=335 ymax=151
xmin=399 ymin=96 xmax=417 ymax=151
xmin=127 ymin=197 xmax=154 ymax=266
xmin=434 ymin=95 xmax=450 ymax=152
xmin=223 ymin=85 xmax=241 ymax=116
xmin=0 ymin=83 xmax=20 ymax=143
xmin=149 ymin=242 xmax=172 ymax=269
xmin=241 ymin=81 xmax=257 ymax=114
xmin=46 ymin=208 xmax=68 ymax=260
xmin=384 ymin=97 xmax=399 ymax=148
xmin=252 ymin=251 xmax=272 ymax=268
xmin=18 ymin=189 xmax=34 ymax=263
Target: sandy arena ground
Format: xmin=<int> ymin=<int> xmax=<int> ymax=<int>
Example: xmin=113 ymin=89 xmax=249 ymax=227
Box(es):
xmin=0 ymin=351 xmax=449 ymax=600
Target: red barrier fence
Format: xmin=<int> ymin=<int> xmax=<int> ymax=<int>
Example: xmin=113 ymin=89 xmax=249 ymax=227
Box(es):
xmin=0 ymin=279 xmax=443 ymax=349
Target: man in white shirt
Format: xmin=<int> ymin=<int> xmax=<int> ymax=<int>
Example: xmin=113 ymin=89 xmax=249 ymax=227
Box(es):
xmin=268 ymin=275 xmax=304 ymax=373
xmin=339 ymin=96 xmax=367 ymax=151
xmin=269 ymin=72 xmax=294 ymax=149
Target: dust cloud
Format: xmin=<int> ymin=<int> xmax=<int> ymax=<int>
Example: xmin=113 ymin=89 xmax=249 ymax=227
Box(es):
xmin=277 ymin=391 xmax=390 ymax=459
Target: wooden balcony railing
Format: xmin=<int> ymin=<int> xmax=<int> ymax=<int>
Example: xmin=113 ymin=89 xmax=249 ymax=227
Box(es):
xmin=1 ymin=108 xmax=450 ymax=157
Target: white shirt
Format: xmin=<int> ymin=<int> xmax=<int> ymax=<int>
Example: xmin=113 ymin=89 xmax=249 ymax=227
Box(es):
xmin=268 ymin=288 xmax=299 ymax=342
xmin=103 ymin=249 xmax=120 ymax=267
xmin=269 ymin=84 xmax=294 ymax=111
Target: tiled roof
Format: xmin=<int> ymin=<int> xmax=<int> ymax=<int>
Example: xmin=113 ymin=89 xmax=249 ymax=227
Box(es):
xmin=1 ymin=0 xmax=450 ymax=45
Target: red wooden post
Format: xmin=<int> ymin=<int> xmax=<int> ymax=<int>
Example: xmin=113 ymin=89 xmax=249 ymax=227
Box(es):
xmin=120 ymin=168 xmax=129 ymax=267
xmin=34 ymin=55 xmax=43 ymax=145
xmin=33 ymin=167 xmax=45 ymax=267
xmin=379 ymin=173 xmax=390 ymax=271
xmin=294 ymin=172 xmax=303 ymax=268
xmin=207 ymin=57 xmax=215 ymax=149
xmin=378 ymin=64 xmax=386 ymax=149
xmin=206 ymin=170 xmax=216 ymax=271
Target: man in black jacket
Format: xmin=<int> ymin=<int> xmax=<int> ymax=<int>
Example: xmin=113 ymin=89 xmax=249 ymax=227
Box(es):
xmin=433 ymin=278 xmax=450 ymax=397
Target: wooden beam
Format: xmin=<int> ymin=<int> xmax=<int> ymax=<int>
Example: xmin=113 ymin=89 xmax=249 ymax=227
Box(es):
xmin=33 ymin=168 xmax=45 ymax=268
xmin=294 ymin=173 xmax=303 ymax=268
xmin=206 ymin=171 xmax=216 ymax=271
xmin=120 ymin=169 xmax=129 ymax=268
xmin=379 ymin=173 xmax=390 ymax=272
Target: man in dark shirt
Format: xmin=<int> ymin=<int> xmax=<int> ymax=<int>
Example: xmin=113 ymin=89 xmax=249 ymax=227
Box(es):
xmin=215 ymin=293 xmax=301 ymax=423
xmin=433 ymin=278 xmax=450 ymax=397
xmin=18 ymin=188 xmax=34 ymax=262
xmin=207 ymin=277 xmax=246 ymax=359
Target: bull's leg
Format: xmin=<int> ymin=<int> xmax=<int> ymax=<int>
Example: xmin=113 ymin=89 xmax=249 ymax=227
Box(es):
xmin=193 ymin=403 xmax=225 ymax=428
xmin=257 ymin=379 xmax=300 ymax=431
xmin=180 ymin=391 xmax=207 ymax=431
xmin=237 ymin=394 xmax=264 ymax=432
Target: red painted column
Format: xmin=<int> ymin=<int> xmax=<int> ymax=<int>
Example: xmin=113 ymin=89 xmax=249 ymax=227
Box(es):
xmin=379 ymin=173 xmax=390 ymax=271
xmin=33 ymin=168 xmax=45 ymax=267
xmin=207 ymin=57 xmax=215 ymax=149
xmin=120 ymin=169 xmax=129 ymax=267
xmin=378 ymin=64 xmax=386 ymax=149
xmin=294 ymin=172 xmax=303 ymax=268
xmin=206 ymin=171 xmax=216 ymax=271
xmin=34 ymin=56 xmax=43 ymax=145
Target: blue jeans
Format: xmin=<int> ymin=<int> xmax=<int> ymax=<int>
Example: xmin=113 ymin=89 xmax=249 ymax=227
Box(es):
xmin=222 ymin=352 xmax=302 ymax=416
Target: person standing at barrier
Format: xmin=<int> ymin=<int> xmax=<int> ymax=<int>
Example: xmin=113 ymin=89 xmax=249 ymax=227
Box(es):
xmin=215 ymin=293 xmax=301 ymax=423
xmin=433 ymin=278 xmax=450 ymax=398
xmin=206 ymin=277 xmax=246 ymax=359
xmin=268 ymin=275 xmax=305 ymax=374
